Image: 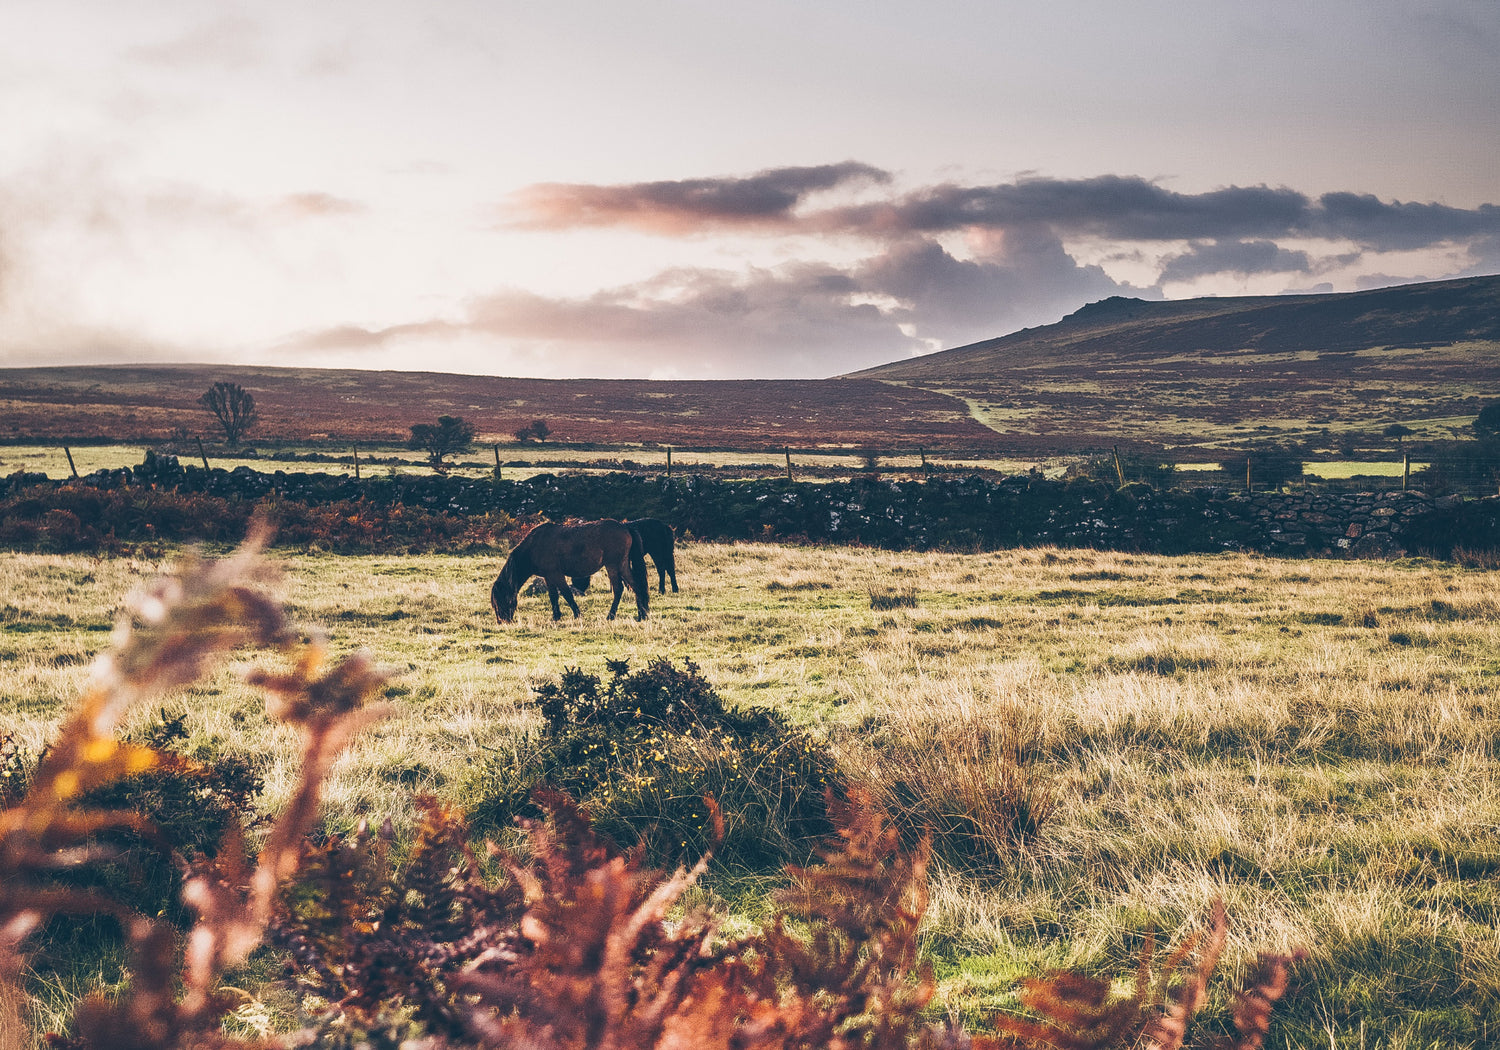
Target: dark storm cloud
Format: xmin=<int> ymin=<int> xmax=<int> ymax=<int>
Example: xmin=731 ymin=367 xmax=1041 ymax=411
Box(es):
xmin=1313 ymin=192 xmax=1500 ymax=249
xmin=505 ymin=162 xmax=891 ymax=233
xmin=822 ymin=177 xmax=1312 ymax=242
xmin=822 ymin=178 xmax=1500 ymax=252
xmin=1157 ymin=240 xmax=1313 ymax=284
xmin=856 ymin=228 xmax=1128 ymax=335
xmin=509 ymin=168 xmax=1500 ymax=258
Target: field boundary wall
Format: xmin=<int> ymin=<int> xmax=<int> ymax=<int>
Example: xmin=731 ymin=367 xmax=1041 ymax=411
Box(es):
xmin=4 ymin=458 xmax=1496 ymax=558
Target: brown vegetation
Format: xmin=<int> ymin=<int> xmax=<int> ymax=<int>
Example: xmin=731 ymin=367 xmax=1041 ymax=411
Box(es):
xmin=0 ymin=368 xmax=994 ymax=449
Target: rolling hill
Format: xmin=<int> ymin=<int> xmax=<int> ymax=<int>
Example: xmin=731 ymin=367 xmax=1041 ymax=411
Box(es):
xmin=0 ymin=367 xmax=997 ymax=450
xmin=2 ymin=275 xmax=1497 ymax=456
xmin=850 ymin=274 xmax=1500 ymax=452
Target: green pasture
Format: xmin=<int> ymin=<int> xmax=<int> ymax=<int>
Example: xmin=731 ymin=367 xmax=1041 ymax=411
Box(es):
xmin=6 ymin=541 xmax=1500 ymax=1045
xmin=1175 ymin=460 xmax=1427 ymax=479
xmin=0 ymin=443 xmax=1069 ymax=483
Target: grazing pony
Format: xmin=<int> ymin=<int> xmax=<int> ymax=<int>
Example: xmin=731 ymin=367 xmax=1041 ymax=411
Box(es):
xmin=491 ymin=519 xmax=649 ymax=623
xmin=626 ymin=518 xmax=678 ymax=593
xmin=571 ymin=518 xmax=679 ymax=595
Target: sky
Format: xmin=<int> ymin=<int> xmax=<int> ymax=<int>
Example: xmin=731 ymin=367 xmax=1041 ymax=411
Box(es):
xmin=1 ymin=0 xmax=1497 ymax=380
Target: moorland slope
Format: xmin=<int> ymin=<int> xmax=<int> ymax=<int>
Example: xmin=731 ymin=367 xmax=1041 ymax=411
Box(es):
xmin=3 ymin=276 xmax=1497 ymax=455
xmin=852 ymin=274 xmax=1500 ymax=452
xmin=0 ymin=368 xmax=995 ymax=449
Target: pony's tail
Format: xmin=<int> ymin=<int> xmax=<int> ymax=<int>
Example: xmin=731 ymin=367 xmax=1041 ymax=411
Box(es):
xmin=627 ymin=525 xmax=650 ymax=618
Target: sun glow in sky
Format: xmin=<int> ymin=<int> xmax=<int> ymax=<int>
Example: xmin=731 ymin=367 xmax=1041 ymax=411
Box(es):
xmin=2 ymin=0 xmax=1498 ymax=379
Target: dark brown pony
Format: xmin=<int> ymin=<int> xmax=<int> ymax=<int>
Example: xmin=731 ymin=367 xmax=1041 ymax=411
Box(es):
xmin=491 ymin=520 xmax=649 ymax=623
xmin=625 ymin=518 xmax=678 ymax=593
xmin=572 ymin=518 xmax=678 ymax=595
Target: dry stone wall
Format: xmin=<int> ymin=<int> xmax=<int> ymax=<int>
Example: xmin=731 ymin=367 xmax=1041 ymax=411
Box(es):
xmin=3 ymin=455 xmax=1489 ymax=558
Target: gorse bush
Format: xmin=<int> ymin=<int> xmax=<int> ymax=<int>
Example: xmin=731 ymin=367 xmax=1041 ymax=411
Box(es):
xmin=68 ymin=710 xmax=264 ymax=924
xmin=467 ymin=657 xmax=841 ymax=870
xmin=0 ymin=732 xmax=29 ymax=809
xmin=1 ymin=713 xmax=263 ymax=941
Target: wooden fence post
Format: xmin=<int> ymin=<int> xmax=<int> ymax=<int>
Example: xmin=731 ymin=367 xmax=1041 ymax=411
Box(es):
xmin=195 ymin=438 xmax=210 ymax=472
xmin=666 ymin=446 xmax=672 ymax=479
xmin=1113 ymin=446 xmax=1126 ymax=488
xmin=919 ymin=446 xmax=928 ymax=478
xmin=63 ymin=446 xmax=78 ymax=478
xmin=1246 ymin=457 xmax=1253 ymax=492
xmin=353 ymin=444 xmax=360 ymax=480
xmin=493 ymin=444 xmax=501 ymax=480
xmin=1402 ymin=453 xmax=1409 ymax=490
xmin=785 ymin=447 xmax=794 ymax=482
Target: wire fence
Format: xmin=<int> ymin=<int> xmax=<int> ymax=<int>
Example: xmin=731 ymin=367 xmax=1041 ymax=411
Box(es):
xmin=7 ymin=440 xmax=1500 ymax=499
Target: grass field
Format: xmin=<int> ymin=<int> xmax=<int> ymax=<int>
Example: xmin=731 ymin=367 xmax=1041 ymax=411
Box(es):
xmin=0 ymin=443 xmax=1070 ymax=483
xmin=5 ymin=541 xmax=1500 ymax=1046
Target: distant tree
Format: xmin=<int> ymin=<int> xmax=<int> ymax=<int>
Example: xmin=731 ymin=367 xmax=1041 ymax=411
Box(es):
xmin=1474 ymin=402 xmax=1500 ymax=436
xmin=199 ymin=382 xmax=259 ymax=445
xmin=1383 ymin=424 xmax=1415 ymax=445
xmin=513 ymin=419 xmax=552 ymax=444
xmin=408 ymin=415 xmax=476 ymax=472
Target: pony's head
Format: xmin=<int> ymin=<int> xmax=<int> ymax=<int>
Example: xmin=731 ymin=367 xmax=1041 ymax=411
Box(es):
xmin=491 ymin=564 xmax=519 ymax=623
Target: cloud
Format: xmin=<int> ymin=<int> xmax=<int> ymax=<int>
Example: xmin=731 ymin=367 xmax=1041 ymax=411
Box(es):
xmin=275 ymin=192 xmax=367 ymax=218
xmin=509 ymin=169 xmax=1500 ymax=260
xmin=126 ymin=14 xmax=266 ymax=70
xmin=1313 ymin=192 xmax=1500 ymax=249
xmin=504 ymin=162 xmax=891 ymax=234
xmin=819 ymin=177 xmax=1313 ymax=243
xmin=280 ymin=227 xmax=1148 ymax=378
xmin=856 ymin=227 xmax=1132 ymax=340
xmin=283 ymin=260 xmax=916 ymax=378
xmin=1157 ymin=239 xmax=1313 ymax=284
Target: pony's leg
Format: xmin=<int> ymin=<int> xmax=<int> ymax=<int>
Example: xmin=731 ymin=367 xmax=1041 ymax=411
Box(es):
xmin=667 ymin=554 xmax=678 ymax=593
xmin=548 ymin=575 xmax=581 ymax=619
xmin=655 ymin=557 xmax=666 ymax=594
xmin=626 ymin=559 xmax=649 ymax=620
xmin=604 ymin=563 xmax=624 ymax=620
